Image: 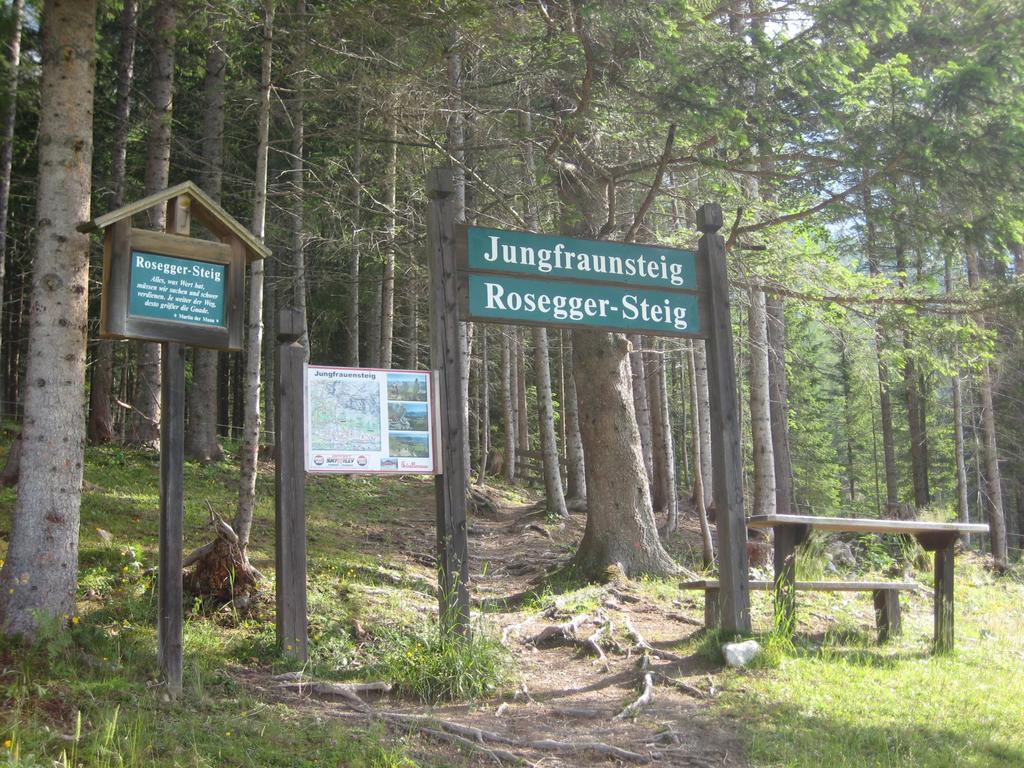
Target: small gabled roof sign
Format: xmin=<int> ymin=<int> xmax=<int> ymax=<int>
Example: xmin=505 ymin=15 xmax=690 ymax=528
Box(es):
xmin=79 ymin=180 xmax=270 ymax=263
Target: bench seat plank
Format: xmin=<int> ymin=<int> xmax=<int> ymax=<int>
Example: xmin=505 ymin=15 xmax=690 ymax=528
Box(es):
xmin=746 ymin=514 xmax=988 ymax=537
xmin=680 ymin=579 xmax=917 ymax=592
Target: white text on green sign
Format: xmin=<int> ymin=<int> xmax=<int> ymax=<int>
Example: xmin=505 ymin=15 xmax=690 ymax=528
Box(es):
xmin=128 ymin=250 xmax=226 ymax=328
xmin=467 ymin=273 xmax=701 ymax=336
xmin=466 ymin=226 xmax=697 ymax=290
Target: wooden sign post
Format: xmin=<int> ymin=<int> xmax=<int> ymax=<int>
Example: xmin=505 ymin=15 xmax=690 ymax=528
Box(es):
xmin=81 ymin=182 xmax=270 ymax=696
xmin=426 ymin=168 xmax=471 ymax=636
xmin=437 ymin=191 xmax=751 ymax=635
xmin=696 ymin=203 xmax=750 ymax=633
xmin=275 ymin=308 xmax=309 ymax=660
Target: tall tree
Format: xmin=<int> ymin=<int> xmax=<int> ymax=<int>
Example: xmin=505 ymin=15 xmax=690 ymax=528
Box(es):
xmin=965 ymin=231 xmax=1007 ymax=569
xmin=186 ymin=5 xmax=228 ymax=463
xmin=87 ymin=0 xmax=137 ymax=444
xmin=748 ymin=287 xmax=776 ymax=516
xmin=0 ymin=0 xmax=24 ymax=394
xmin=234 ymin=0 xmax=274 ymax=551
xmin=0 ymin=0 xmax=97 ymax=636
xmin=128 ymin=0 xmax=177 ymax=447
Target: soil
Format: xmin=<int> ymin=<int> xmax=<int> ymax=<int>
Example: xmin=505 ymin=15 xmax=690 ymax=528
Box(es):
xmin=237 ymin=486 xmax=748 ymax=767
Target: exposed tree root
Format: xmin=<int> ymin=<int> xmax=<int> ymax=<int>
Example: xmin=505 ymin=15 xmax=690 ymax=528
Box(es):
xmin=614 ymin=672 xmax=655 ymax=721
xmin=524 ymin=613 xmax=590 ymax=646
xmin=624 ymin=616 xmax=684 ymax=662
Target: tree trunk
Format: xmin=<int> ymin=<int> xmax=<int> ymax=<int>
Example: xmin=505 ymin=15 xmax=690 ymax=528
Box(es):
xmin=896 ymin=228 xmax=928 ymax=511
xmin=563 ymin=332 xmax=586 ymax=501
xmin=344 ymin=97 xmax=363 ymax=366
xmin=629 ymin=334 xmax=654 ymax=488
xmin=289 ymin=0 xmax=308 ymax=357
xmin=232 ymin=0 xmax=273 ymax=551
xmin=648 ymin=345 xmax=679 ymax=532
xmin=839 ymin=336 xmax=857 ymax=501
xmin=945 ymin=252 xmax=970 ymax=545
xmin=692 ymin=340 xmax=714 ymax=510
xmin=863 ymin=184 xmax=899 ymax=512
xmin=765 ymin=297 xmax=794 ymax=515
xmin=0 ymin=0 xmax=96 ymax=637
xmin=0 ymin=0 xmax=25 ymax=403
xmin=186 ymin=8 xmax=227 ymax=463
xmin=748 ymin=287 xmax=775 ymax=516
xmin=645 ymin=349 xmax=667 ymax=512
xmin=502 ymin=328 xmax=516 ymax=483
xmin=128 ymin=0 xmax=176 ymax=447
xmin=516 ymin=330 xmax=528 ymax=455
xmin=965 ymin=233 xmax=1007 ymax=568
xmin=475 ymin=327 xmax=489 ymax=484
xmin=533 ymin=327 xmax=567 ymax=517
xmin=689 ymin=345 xmax=714 ymax=568
xmin=571 ymin=329 xmax=677 ymax=577
xmin=380 ymin=116 xmax=397 ymax=368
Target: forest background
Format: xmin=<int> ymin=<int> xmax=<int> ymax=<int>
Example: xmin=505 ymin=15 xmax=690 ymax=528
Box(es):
xmin=0 ymin=0 xmax=1023 ymax=637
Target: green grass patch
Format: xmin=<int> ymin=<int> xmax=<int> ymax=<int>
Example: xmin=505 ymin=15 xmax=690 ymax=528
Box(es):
xmin=714 ymin=558 xmax=1024 ymax=767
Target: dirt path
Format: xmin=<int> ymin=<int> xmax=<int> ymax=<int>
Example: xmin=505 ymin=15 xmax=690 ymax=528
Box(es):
xmin=244 ymin=490 xmax=747 ymax=767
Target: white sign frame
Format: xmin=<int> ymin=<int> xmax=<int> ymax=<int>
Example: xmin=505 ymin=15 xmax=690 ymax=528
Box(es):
xmin=304 ymin=365 xmax=438 ymax=474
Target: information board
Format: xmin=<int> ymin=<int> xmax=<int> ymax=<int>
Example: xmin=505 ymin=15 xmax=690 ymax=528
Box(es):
xmin=128 ymin=250 xmax=227 ymax=327
xmin=304 ymin=366 xmax=437 ymax=474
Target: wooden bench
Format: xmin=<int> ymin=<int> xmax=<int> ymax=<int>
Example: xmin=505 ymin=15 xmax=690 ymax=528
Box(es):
xmin=747 ymin=515 xmax=989 ymax=652
xmin=680 ymin=578 xmax=918 ymax=643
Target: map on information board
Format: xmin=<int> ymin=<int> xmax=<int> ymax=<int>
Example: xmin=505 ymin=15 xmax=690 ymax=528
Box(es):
xmin=305 ymin=366 xmax=436 ymax=474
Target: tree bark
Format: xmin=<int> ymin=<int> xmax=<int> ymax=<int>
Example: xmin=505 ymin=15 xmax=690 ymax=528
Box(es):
xmin=186 ymin=8 xmax=227 ymax=463
xmin=233 ymin=0 xmax=273 ymax=551
xmin=533 ymin=327 xmax=567 ymax=517
xmin=128 ymin=0 xmax=177 ymax=447
xmin=965 ymin=232 xmax=1007 ymax=568
xmin=0 ymin=0 xmax=96 ymax=637
xmin=748 ymin=287 xmax=775 ymax=516
xmin=895 ymin=227 xmax=928 ymax=511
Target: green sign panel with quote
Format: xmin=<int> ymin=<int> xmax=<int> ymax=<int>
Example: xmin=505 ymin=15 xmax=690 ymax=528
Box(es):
xmin=128 ymin=251 xmax=227 ymax=327
xmin=456 ymin=225 xmax=705 ymax=337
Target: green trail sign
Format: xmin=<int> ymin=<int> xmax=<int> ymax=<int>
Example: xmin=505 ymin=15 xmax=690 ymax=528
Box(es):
xmin=465 ymin=273 xmax=701 ymax=335
xmin=128 ymin=250 xmax=227 ymax=327
xmin=456 ymin=225 xmax=705 ymax=337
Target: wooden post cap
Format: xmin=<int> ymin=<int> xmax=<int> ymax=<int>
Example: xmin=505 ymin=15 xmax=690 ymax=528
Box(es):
xmin=697 ymin=203 xmax=723 ymax=233
xmin=278 ymin=308 xmax=304 ymax=342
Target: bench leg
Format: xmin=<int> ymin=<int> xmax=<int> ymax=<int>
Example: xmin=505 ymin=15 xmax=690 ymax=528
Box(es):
xmin=705 ymin=587 xmax=721 ymax=629
xmin=773 ymin=526 xmax=799 ymax=634
xmin=934 ymin=543 xmax=954 ymax=653
xmin=872 ymin=589 xmax=901 ymax=643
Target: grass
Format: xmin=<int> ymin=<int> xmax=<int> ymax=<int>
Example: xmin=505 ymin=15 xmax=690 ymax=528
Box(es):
xmin=698 ymin=556 xmax=1024 ymax=767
